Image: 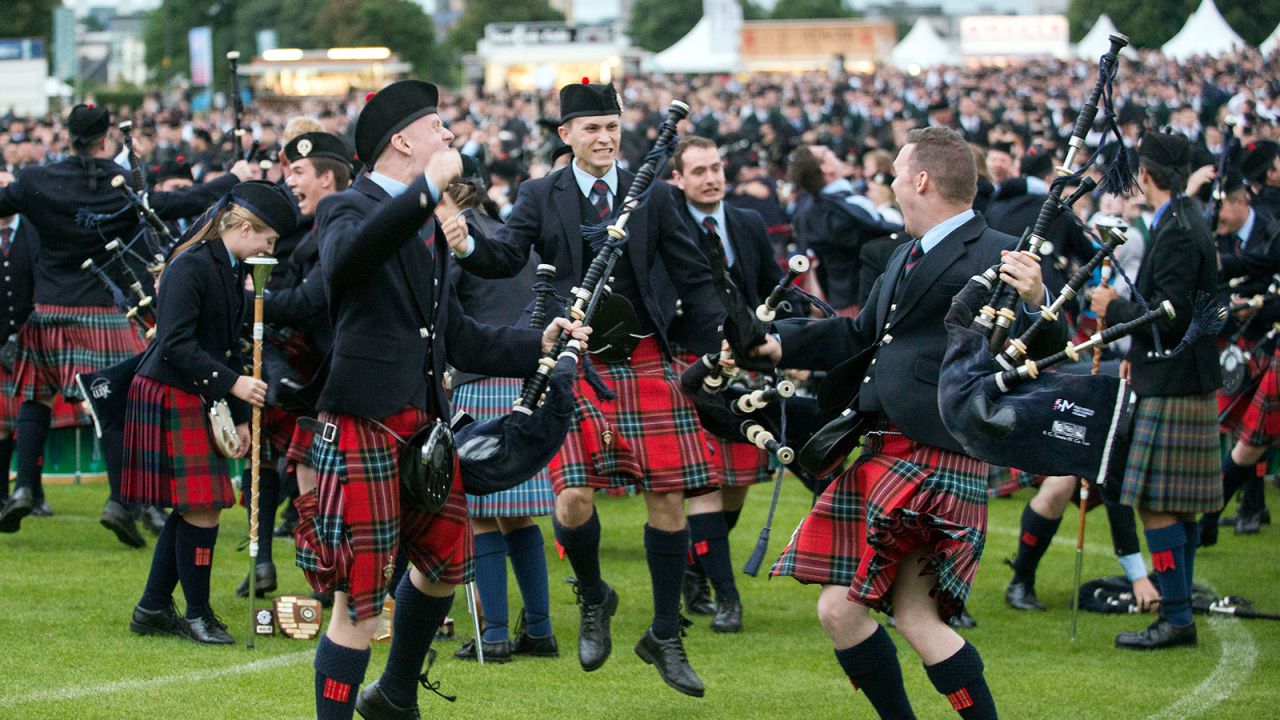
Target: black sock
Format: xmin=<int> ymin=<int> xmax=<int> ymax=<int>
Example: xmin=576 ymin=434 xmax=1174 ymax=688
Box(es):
xmin=723 ymin=507 xmax=742 ymax=533
xmin=0 ymin=436 xmax=13 ymax=497
xmin=834 ymin=626 xmax=916 ymax=720
xmin=314 ymin=635 xmax=370 ymax=720
xmin=1010 ymin=504 xmax=1061 ymax=586
xmin=645 ymin=523 xmax=689 ymax=639
xmin=15 ymin=401 xmax=50 ymax=499
xmin=138 ymin=512 xmax=182 ymax=611
xmin=506 ymin=524 xmax=553 ymax=638
xmin=1145 ymin=524 xmax=1192 ymax=626
xmin=247 ymin=467 xmax=280 ymax=564
xmin=379 ymin=574 xmax=454 ymax=708
xmin=1209 ymin=455 xmax=1253 ymax=523
xmin=472 ymin=531 xmax=510 ymax=642
xmin=1241 ymin=463 xmax=1266 ymax=517
xmin=924 ymin=641 xmax=998 ymax=719
xmin=553 ymin=508 xmax=605 ymax=604
xmin=101 ymin=425 xmax=126 ymax=504
xmin=688 ymin=511 xmax=739 ymax=603
xmin=174 ymin=515 xmax=219 ymax=618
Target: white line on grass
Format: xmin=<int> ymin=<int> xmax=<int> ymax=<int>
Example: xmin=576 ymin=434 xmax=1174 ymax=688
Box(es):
xmin=0 ymin=649 xmax=312 ymax=707
xmin=1146 ymin=611 xmax=1258 ymax=719
xmin=986 ymin=521 xmax=1113 ymax=557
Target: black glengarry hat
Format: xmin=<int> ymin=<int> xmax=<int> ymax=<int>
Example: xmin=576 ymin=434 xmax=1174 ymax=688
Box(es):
xmin=68 ymin=103 xmax=110 ymax=139
xmin=230 ymin=180 xmax=298 ymax=237
xmin=154 ymin=157 xmax=194 ymax=183
xmin=355 ymin=80 xmax=440 ymax=163
xmin=284 ymin=131 xmax=354 ymax=168
xmin=559 ymin=78 xmax=622 ymax=125
xmin=1242 ymin=140 xmax=1278 ymax=183
xmin=1138 ymin=131 xmax=1192 ymax=179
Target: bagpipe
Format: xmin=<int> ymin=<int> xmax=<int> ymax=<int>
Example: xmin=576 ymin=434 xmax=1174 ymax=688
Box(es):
xmin=971 ymin=33 xmax=1133 ymax=354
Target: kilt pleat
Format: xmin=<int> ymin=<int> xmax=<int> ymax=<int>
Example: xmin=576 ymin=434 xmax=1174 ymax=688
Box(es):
xmin=8 ymin=304 xmax=146 ymax=402
xmin=1120 ymin=393 xmax=1222 ymax=513
xmin=452 ymin=377 xmax=555 ymax=517
xmin=549 ymin=337 xmax=711 ymax=494
xmin=0 ymin=364 xmax=89 ymax=431
xmin=772 ymin=425 xmax=988 ymax=622
xmin=668 ymin=351 xmax=772 ymax=488
xmin=121 ymin=375 xmax=234 ymax=512
xmin=294 ymin=407 xmax=472 ymax=623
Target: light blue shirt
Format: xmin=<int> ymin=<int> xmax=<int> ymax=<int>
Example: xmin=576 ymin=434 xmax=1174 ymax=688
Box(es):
xmin=822 ymin=177 xmax=882 ymax=219
xmin=685 ymin=202 xmax=735 ymax=267
xmin=369 ymin=170 xmax=441 ymax=203
xmin=1238 ymin=208 xmax=1257 ymax=250
xmin=914 ymin=208 xmax=1047 ymax=313
xmin=571 ymin=159 xmax=619 ymax=204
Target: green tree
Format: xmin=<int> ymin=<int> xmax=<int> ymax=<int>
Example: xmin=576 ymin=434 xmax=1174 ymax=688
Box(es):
xmin=1067 ymin=0 xmax=1279 ymax=48
xmin=769 ymin=0 xmax=854 ymax=21
xmin=1 ymin=0 xmax=60 ymax=44
xmin=628 ymin=0 xmax=766 ymax=52
xmin=445 ymin=0 xmax=564 ymax=60
xmin=313 ymin=0 xmax=439 ymax=75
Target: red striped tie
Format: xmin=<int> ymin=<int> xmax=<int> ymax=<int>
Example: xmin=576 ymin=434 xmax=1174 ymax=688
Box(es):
xmin=591 ymin=179 xmax=611 ymax=220
xmin=904 ymin=238 xmax=924 ymax=275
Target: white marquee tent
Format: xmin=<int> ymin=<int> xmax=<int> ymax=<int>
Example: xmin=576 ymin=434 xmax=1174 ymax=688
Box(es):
xmin=1075 ymin=14 xmax=1137 ymax=60
xmin=649 ymin=0 xmax=742 ymax=74
xmin=891 ymin=18 xmax=956 ymax=70
xmin=1161 ymin=0 xmax=1245 ymax=61
xmin=1261 ymin=22 xmax=1280 ymax=55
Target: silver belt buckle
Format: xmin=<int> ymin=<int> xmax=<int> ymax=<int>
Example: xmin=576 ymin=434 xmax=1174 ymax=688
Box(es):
xmin=320 ymin=422 xmax=337 ymax=443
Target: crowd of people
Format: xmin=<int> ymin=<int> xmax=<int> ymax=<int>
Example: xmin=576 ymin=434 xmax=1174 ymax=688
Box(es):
xmin=0 ymin=43 xmax=1277 ymax=720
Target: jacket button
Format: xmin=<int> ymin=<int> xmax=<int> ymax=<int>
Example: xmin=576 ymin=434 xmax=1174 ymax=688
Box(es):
xmin=212 ymin=371 xmax=218 ymax=378
xmin=419 ymin=327 xmax=429 ymax=338
xmin=883 ymin=334 xmax=893 ymax=344
xmin=863 ymin=376 xmax=871 ymax=384
xmin=225 ymin=350 xmax=232 ymax=357
xmin=890 ymin=304 xmax=897 ymax=312
xmin=870 ymin=358 xmax=876 ymax=365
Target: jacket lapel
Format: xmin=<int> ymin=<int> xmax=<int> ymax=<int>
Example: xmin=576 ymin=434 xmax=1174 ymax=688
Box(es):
xmin=553 ymin=168 xmax=585 ymax=276
xmin=889 ymin=214 xmax=984 ymax=323
xmin=723 ymin=206 xmax=754 ymax=292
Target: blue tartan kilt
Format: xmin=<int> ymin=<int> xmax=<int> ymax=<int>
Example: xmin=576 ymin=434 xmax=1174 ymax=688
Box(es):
xmin=452 ymin=377 xmax=555 ymax=517
xmin=1119 ymin=392 xmax=1222 ymax=514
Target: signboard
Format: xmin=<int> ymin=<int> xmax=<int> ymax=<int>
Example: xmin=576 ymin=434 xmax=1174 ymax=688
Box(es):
xmin=0 ymin=38 xmax=45 ymax=62
xmin=189 ymin=26 xmax=213 ymax=86
xmin=482 ymin=23 xmax=618 ymax=47
xmin=53 ymin=7 xmax=76 ymax=80
xmin=739 ymin=20 xmax=896 ymax=63
xmin=959 ymin=15 xmax=1070 ymax=57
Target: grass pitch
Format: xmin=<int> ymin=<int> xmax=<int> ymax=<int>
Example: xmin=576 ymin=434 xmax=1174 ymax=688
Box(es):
xmin=0 ymin=479 xmax=1276 ymax=719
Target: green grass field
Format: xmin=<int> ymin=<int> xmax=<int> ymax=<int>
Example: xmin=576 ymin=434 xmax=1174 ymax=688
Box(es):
xmin=1 ymin=479 xmax=1277 ymax=719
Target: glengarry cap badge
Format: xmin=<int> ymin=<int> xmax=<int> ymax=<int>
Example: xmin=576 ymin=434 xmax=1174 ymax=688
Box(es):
xmin=297 ymin=138 xmax=313 ymax=157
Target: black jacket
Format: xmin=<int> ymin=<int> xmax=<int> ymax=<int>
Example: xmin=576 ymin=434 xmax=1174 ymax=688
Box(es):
xmin=777 ymin=213 xmax=1067 ymax=454
xmin=136 ymin=237 xmax=250 ymax=423
xmin=315 ymin=174 xmax=542 ymax=420
xmin=264 ymin=218 xmax=331 ymax=355
xmin=1105 ymin=196 xmax=1221 ymax=397
xmin=676 ymin=199 xmax=781 ymax=311
xmin=0 ymin=218 xmax=38 ymax=337
xmin=0 ymin=158 xmax=237 ymax=306
xmin=456 ymin=165 xmax=724 ymax=355
xmin=791 ymin=191 xmax=901 ymax=310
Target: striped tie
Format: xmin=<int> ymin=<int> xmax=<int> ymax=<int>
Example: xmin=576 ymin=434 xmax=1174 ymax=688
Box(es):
xmin=903 ymin=238 xmax=924 ymax=275
xmin=591 ymin=179 xmax=611 ymax=220
xmin=0 ymin=227 xmax=11 ymax=257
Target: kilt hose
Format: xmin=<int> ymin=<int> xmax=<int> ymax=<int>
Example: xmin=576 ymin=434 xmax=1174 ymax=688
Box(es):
xmin=772 ymin=421 xmax=988 ymax=622
xmin=669 ymin=352 xmax=773 ymax=488
xmin=1219 ymin=346 xmax=1280 ymax=448
xmin=1120 ymin=392 xmax=1222 ymax=514
xmin=8 ymin=304 xmax=146 ymax=402
xmin=294 ymin=407 xmax=471 ymax=623
xmin=549 ymin=337 xmax=712 ymax=495
xmin=121 ymin=375 xmax=234 ymax=512
xmin=452 ymin=376 xmax=555 ymax=517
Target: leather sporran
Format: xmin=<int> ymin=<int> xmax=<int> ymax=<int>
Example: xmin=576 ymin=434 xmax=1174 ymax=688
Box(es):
xmin=1219 ymin=344 xmax=1248 ymax=396
xmin=396 ymin=419 xmax=456 ymax=516
xmin=208 ymin=399 xmax=243 ymax=458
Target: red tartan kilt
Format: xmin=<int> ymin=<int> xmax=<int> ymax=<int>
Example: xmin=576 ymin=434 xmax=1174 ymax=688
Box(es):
xmin=549 ymin=337 xmax=712 ymax=495
xmin=121 ymin=375 xmax=235 ymax=512
xmin=1235 ymin=350 xmax=1280 ymax=447
xmin=262 ymin=405 xmax=298 ymax=455
xmin=293 ymin=407 xmax=471 ymax=622
xmin=287 ymin=423 xmax=315 ymax=466
xmin=9 ymin=304 xmax=146 ymax=402
xmin=703 ymin=432 xmax=772 ymax=487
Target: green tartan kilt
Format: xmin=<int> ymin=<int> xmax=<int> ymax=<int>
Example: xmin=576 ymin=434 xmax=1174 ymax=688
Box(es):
xmin=1119 ymin=392 xmax=1222 ymax=514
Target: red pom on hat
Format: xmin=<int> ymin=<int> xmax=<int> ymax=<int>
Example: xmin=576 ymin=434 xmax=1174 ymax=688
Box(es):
xmin=86 ymin=103 xmax=94 ymax=109
xmin=366 ymin=91 xmax=377 ymax=103
xmin=176 ymin=154 xmax=185 ymax=163
xmin=582 ymin=77 xmax=590 ymax=84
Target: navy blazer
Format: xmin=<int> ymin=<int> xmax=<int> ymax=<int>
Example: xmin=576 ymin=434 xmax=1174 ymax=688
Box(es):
xmin=792 ymin=192 xmax=901 ymax=309
xmin=0 ymin=158 xmax=237 ymax=306
xmin=0 ymin=218 xmax=39 ymax=337
xmin=315 ymin=174 xmax=543 ymax=420
xmin=137 ymin=237 xmax=250 ymax=423
xmin=676 ymin=197 xmax=781 ymax=311
xmin=456 ymin=165 xmax=725 ymax=355
xmin=777 ymin=213 xmax=1067 ymax=454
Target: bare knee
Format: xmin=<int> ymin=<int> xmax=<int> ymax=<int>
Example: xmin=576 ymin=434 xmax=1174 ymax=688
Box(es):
xmin=556 ymin=488 xmax=595 ymax=528
xmin=817 ymin=585 xmax=877 ymax=648
xmin=179 ymin=509 xmax=221 ymax=528
xmin=409 ymin=567 xmax=455 ymax=599
xmin=472 ymin=516 xmax=500 ymax=534
xmin=296 ymin=464 xmax=317 ymax=495
xmin=686 ymin=489 xmax=723 ymax=515
xmin=496 ymin=515 xmax=535 ymax=534
xmin=325 ymin=592 xmax=379 ymax=649
xmin=1031 ymin=475 xmax=1076 ymax=518
xmin=644 ymin=491 xmax=686 ymax=532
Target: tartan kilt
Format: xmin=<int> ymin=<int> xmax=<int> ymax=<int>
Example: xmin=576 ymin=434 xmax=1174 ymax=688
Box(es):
xmin=261 ymin=405 xmax=297 ymax=457
xmin=549 ymin=337 xmax=712 ymax=495
xmin=772 ymin=423 xmax=988 ymax=622
xmin=8 ymin=304 xmax=146 ymax=402
xmin=452 ymin=377 xmax=555 ymax=517
xmin=1119 ymin=393 xmax=1222 ymax=514
xmin=0 ymin=365 xmax=88 ymax=431
xmin=668 ymin=351 xmax=773 ymax=488
xmin=286 ymin=423 xmax=315 ymax=466
xmin=1219 ymin=347 xmax=1280 ymax=447
xmin=294 ymin=407 xmax=472 ymax=623
xmin=121 ymin=375 xmax=235 ymax=512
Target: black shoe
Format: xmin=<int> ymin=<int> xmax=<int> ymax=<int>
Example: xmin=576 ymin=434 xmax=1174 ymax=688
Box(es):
xmin=574 ymin=581 xmax=618 ymax=672
xmin=100 ymin=500 xmax=146 ymax=549
xmin=634 ymin=627 xmax=705 ymax=698
xmin=511 ymin=609 xmax=559 ymax=657
xmin=0 ymin=486 xmax=33 ymax=533
xmin=1200 ymin=516 xmax=1220 ymax=547
xmin=30 ymin=499 xmax=52 ymax=517
xmin=136 ymin=505 xmax=168 ymax=535
xmin=1005 ymin=580 xmax=1045 ymax=611
xmin=355 ymin=679 xmax=420 ymax=720
xmin=129 ymin=603 xmax=192 ymax=639
xmin=1115 ymin=618 xmax=1197 ymax=650
xmin=710 ymin=598 xmax=742 ymax=633
xmin=236 ymin=562 xmax=278 ymax=598
xmin=1236 ymin=513 xmax=1262 ymax=535
xmin=682 ymin=567 xmax=716 ymax=616
xmin=949 ymin=609 xmax=977 ymax=629
xmin=453 ymin=637 xmax=512 ymax=663
xmin=273 ymin=515 xmax=297 ymax=538
xmin=185 ymin=610 xmax=235 ymax=644
xmin=1220 ymin=507 xmax=1272 ymax=527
